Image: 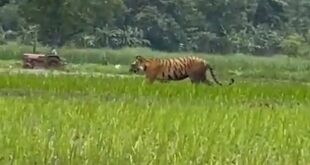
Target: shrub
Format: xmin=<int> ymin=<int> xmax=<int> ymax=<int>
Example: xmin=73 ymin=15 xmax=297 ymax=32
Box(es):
xmin=280 ymin=33 xmax=310 ymax=57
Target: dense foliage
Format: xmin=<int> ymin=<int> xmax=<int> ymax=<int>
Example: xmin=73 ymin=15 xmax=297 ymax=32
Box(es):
xmin=0 ymin=0 xmax=310 ymax=56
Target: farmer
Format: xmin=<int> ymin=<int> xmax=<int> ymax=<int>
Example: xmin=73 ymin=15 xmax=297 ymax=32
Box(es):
xmin=51 ymin=47 xmax=58 ymax=55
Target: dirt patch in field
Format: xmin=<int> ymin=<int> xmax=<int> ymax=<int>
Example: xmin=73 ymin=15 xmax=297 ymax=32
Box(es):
xmin=0 ymin=68 xmax=141 ymax=78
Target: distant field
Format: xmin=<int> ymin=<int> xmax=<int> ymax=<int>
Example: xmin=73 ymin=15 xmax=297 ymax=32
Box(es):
xmin=1 ymin=43 xmax=310 ymax=164
xmin=0 ymin=73 xmax=310 ymax=164
xmin=1 ymin=42 xmax=310 ymax=82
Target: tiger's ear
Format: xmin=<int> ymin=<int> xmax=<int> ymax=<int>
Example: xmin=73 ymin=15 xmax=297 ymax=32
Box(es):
xmin=135 ymin=55 xmax=145 ymax=61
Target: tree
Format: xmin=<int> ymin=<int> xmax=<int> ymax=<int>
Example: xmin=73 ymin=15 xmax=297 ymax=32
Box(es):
xmin=285 ymin=0 xmax=310 ymax=41
xmin=254 ymin=0 xmax=288 ymax=29
xmin=121 ymin=0 xmax=207 ymax=51
xmin=0 ymin=0 xmax=9 ymax=7
xmin=1 ymin=0 xmax=308 ymax=55
xmin=18 ymin=0 xmax=124 ymax=47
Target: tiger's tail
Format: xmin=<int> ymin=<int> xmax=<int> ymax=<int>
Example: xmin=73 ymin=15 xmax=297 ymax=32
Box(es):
xmin=207 ymin=64 xmax=234 ymax=86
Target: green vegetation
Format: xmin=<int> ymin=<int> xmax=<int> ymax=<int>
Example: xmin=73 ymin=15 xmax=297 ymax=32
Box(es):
xmin=1 ymin=0 xmax=310 ymax=164
xmin=1 ymin=0 xmax=310 ymax=56
xmin=1 ymin=42 xmax=310 ymax=82
xmin=0 ymin=73 xmax=309 ymax=164
xmin=0 ymin=43 xmax=309 ymax=164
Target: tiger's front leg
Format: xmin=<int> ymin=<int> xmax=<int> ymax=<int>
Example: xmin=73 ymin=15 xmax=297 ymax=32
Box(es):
xmin=145 ymin=74 xmax=157 ymax=84
xmin=159 ymin=80 xmax=169 ymax=83
xmin=145 ymin=64 xmax=162 ymax=84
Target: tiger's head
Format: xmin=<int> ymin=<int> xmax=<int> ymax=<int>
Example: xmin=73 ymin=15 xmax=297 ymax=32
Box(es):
xmin=129 ymin=55 xmax=148 ymax=74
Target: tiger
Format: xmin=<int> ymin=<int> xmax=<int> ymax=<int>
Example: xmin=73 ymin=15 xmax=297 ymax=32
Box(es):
xmin=129 ymin=55 xmax=235 ymax=85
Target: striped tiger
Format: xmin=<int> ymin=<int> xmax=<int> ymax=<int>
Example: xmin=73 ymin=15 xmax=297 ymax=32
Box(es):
xmin=129 ymin=55 xmax=235 ymax=85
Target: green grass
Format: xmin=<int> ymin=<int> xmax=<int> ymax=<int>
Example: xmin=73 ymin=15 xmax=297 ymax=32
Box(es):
xmin=1 ymin=43 xmax=310 ymax=164
xmin=2 ymin=42 xmax=310 ymax=82
xmin=0 ymin=73 xmax=310 ymax=164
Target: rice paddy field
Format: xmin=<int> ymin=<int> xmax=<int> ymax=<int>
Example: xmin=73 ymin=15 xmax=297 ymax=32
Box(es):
xmin=0 ymin=71 xmax=310 ymax=164
xmin=1 ymin=43 xmax=310 ymax=164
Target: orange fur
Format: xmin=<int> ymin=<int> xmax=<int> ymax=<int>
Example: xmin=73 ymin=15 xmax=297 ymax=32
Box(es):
xmin=129 ymin=55 xmax=234 ymax=85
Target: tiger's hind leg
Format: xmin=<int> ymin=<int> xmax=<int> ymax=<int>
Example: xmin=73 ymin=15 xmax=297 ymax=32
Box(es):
xmin=189 ymin=74 xmax=202 ymax=84
xmin=189 ymin=74 xmax=204 ymax=84
xmin=197 ymin=67 xmax=213 ymax=86
xmin=190 ymin=79 xmax=201 ymax=84
xmin=203 ymin=76 xmax=213 ymax=86
xmin=188 ymin=63 xmax=209 ymax=85
xmin=189 ymin=71 xmax=213 ymax=85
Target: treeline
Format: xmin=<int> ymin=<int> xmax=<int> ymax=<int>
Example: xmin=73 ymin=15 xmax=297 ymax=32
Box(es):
xmin=0 ymin=0 xmax=310 ymax=56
